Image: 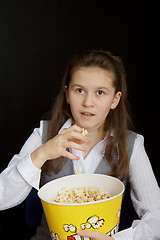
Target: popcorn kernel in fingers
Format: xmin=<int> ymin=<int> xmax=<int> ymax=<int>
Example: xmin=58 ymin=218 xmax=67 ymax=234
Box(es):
xmin=81 ymin=128 xmax=88 ymax=137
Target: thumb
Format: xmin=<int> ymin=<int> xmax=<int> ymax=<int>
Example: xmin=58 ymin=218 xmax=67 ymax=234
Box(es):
xmin=77 ymin=229 xmax=108 ymax=240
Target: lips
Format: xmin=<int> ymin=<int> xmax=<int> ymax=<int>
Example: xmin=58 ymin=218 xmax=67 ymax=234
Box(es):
xmin=81 ymin=112 xmax=95 ymax=116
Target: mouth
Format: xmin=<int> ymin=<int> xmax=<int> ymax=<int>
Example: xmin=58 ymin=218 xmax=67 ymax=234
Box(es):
xmin=81 ymin=112 xmax=95 ymax=117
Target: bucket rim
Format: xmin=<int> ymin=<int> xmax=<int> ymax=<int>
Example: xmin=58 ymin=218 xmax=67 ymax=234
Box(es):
xmin=38 ymin=174 xmax=125 ymax=206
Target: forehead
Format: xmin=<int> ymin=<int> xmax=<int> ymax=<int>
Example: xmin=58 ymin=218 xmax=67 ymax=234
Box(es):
xmin=70 ymin=67 xmax=115 ymax=88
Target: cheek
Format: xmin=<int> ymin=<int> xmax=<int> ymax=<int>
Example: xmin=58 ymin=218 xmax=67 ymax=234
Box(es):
xmin=69 ymin=97 xmax=80 ymax=115
xmin=102 ymin=106 xmax=111 ymax=117
xmin=69 ymin=93 xmax=82 ymax=107
xmin=69 ymin=98 xmax=80 ymax=108
xmin=98 ymin=100 xmax=113 ymax=117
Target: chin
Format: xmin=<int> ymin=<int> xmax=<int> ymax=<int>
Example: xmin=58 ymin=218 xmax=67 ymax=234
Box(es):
xmin=74 ymin=117 xmax=98 ymax=130
xmin=74 ymin=121 xmax=90 ymax=129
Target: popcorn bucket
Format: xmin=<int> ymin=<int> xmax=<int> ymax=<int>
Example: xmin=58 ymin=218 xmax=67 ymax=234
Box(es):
xmin=38 ymin=174 xmax=125 ymax=240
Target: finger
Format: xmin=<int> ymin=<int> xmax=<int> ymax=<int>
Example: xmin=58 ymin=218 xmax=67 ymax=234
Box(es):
xmin=61 ymin=129 xmax=87 ymax=143
xmin=60 ymin=124 xmax=82 ymax=135
xmin=77 ymin=230 xmax=108 ymax=240
xmin=63 ymin=150 xmax=80 ymax=161
xmin=64 ymin=141 xmax=87 ymax=152
xmin=60 ymin=125 xmax=88 ymax=141
xmin=69 ymin=133 xmax=87 ymax=143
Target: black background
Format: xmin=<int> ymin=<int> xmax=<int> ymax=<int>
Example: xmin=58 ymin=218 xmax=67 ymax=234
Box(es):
xmin=0 ymin=0 xmax=159 ymax=239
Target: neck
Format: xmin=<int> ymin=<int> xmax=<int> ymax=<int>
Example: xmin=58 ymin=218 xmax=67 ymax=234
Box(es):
xmin=82 ymin=127 xmax=106 ymax=158
xmin=87 ymin=127 xmax=105 ymax=143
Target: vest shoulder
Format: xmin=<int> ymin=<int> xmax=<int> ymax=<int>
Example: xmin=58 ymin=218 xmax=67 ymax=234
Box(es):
xmin=126 ymin=130 xmax=138 ymax=160
xmin=40 ymin=120 xmax=50 ymax=144
xmin=127 ymin=130 xmax=139 ymax=141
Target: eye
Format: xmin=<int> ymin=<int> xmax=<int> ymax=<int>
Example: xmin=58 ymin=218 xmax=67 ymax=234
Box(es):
xmin=76 ymin=88 xmax=84 ymax=94
xmin=97 ymin=90 xmax=104 ymax=96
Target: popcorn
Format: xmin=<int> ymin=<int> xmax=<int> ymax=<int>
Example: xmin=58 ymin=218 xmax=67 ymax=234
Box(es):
xmin=75 ymin=167 xmax=83 ymax=175
xmin=52 ymin=187 xmax=111 ymax=204
xmin=81 ymin=128 xmax=88 ymax=137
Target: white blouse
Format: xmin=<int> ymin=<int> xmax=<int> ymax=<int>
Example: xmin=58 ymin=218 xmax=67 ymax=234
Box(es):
xmin=0 ymin=120 xmax=160 ymax=240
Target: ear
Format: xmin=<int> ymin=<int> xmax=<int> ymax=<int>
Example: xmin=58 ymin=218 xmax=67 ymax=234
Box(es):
xmin=64 ymin=85 xmax=70 ymax=104
xmin=111 ymin=91 xmax=122 ymax=109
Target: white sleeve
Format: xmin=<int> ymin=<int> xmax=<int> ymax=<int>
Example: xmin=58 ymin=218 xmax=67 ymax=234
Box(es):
xmin=0 ymin=121 xmax=46 ymax=210
xmin=113 ymin=134 xmax=160 ymax=240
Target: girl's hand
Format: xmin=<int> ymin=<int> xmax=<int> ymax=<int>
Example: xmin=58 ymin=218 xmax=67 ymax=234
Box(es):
xmin=77 ymin=229 xmax=114 ymax=240
xmin=31 ymin=125 xmax=87 ymax=169
xmin=60 ymin=230 xmax=114 ymax=240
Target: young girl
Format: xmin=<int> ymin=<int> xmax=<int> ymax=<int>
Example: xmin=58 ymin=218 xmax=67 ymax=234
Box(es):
xmin=0 ymin=50 xmax=160 ymax=240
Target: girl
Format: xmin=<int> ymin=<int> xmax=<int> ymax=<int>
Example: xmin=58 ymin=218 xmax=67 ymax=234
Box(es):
xmin=0 ymin=50 xmax=160 ymax=240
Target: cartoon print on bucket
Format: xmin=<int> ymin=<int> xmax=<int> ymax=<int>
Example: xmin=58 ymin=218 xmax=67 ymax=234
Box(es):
xmin=51 ymin=211 xmax=120 ymax=240
xmin=50 ymin=209 xmax=121 ymax=239
xmin=67 ymin=234 xmax=90 ymax=240
xmin=63 ymin=224 xmax=77 ymax=233
xmin=106 ymin=222 xmax=119 ymax=236
xmin=80 ymin=215 xmax=105 ymax=230
xmin=50 ymin=231 xmax=60 ymax=240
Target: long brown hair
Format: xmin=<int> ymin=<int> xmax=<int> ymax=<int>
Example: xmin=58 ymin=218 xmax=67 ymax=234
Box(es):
xmin=42 ymin=50 xmax=133 ymax=180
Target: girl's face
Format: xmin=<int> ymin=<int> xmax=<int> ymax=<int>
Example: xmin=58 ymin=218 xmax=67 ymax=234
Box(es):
xmin=65 ymin=67 xmax=121 ymax=134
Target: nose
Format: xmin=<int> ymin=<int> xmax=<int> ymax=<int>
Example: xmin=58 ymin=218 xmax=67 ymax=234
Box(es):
xmin=82 ymin=93 xmax=94 ymax=107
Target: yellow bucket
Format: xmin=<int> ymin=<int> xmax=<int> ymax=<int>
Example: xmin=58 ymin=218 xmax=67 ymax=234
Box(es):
xmin=38 ymin=174 xmax=125 ymax=240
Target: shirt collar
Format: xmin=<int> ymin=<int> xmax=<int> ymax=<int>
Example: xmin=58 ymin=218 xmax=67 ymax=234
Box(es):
xmin=58 ymin=118 xmax=72 ymax=134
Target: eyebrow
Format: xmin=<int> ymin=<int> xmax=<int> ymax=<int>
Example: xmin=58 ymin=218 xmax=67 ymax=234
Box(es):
xmin=71 ymin=84 xmax=83 ymax=88
xmin=71 ymin=84 xmax=110 ymax=91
